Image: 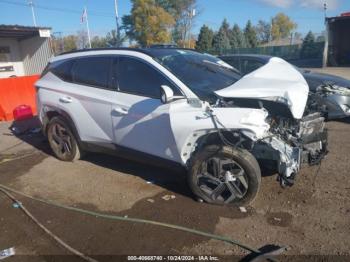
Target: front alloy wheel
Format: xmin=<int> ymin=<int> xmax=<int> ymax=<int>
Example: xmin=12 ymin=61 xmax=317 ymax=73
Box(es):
xmin=189 ymin=146 xmax=261 ymax=206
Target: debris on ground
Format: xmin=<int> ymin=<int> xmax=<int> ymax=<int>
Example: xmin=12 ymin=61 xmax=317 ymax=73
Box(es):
xmin=146 ymin=181 xmax=154 ymax=184
xmin=161 ymin=195 xmax=176 ymax=201
xmin=147 ymin=199 xmax=155 ymax=203
xmin=273 ymin=217 xmax=282 ymax=222
xmin=239 ymin=207 xmax=247 ymax=213
xmin=12 ymin=203 xmax=20 ymax=209
xmin=0 ymin=247 xmax=15 ymax=260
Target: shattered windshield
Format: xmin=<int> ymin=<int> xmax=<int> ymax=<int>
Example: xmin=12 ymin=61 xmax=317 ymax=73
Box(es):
xmin=149 ymin=49 xmax=241 ymax=103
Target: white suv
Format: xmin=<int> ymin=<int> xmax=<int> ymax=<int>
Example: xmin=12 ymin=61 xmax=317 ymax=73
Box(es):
xmin=36 ymin=48 xmax=328 ymax=205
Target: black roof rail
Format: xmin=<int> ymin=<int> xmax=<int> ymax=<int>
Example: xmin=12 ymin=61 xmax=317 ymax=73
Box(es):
xmin=57 ymin=47 xmax=203 ymax=58
xmin=58 ymin=47 xmax=152 ymax=57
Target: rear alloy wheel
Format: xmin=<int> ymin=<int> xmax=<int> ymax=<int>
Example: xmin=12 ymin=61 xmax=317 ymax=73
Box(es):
xmin=47 ymin=116 xmax=81 ymax=161
xmin=189 ymin=145 xmax=261 ymax=206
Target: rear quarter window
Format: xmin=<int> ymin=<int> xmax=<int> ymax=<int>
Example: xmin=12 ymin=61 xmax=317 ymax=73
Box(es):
xmin=71 ymin=56 xmax=112 ymax=89
xmin=51 ymin=59 xmax=74 ymax=82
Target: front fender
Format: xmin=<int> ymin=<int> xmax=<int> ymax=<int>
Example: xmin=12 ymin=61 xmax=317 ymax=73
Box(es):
xmin=169 ymin=102 xmax=270 ymax=165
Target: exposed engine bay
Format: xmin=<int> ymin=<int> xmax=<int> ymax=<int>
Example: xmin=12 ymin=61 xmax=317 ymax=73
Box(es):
xmin=215 ymin=97 xmax=328 ymax=186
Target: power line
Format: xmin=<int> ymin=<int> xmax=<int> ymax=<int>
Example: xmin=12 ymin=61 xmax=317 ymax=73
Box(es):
xmin=0 ymin=0 xmax=115 ymax=18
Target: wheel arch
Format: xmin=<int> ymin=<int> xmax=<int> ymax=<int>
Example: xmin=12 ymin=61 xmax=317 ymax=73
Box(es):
xmin=42 ymin=106 xmax=81 ymax=145
xmin=183 ymin=129 xmax=255 ymax=167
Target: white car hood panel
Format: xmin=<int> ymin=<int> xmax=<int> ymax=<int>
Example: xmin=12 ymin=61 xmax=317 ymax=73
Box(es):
xmin=215 ymin=57 xmax=309 ymax=119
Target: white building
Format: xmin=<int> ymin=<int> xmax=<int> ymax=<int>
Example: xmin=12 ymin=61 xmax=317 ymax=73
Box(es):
xmin=0 ymin=25 xmax=52 ymax=78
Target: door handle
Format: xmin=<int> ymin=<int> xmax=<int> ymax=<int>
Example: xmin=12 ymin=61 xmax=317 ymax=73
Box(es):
xmin=59 ymin=97 xmax=73 ymax=103
xmin=112 ymin=106 xmax=128 ymax=115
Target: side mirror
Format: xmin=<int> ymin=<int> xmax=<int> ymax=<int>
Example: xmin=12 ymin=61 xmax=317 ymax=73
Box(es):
xmin=160 ymin=85 xmax=174 ymax=104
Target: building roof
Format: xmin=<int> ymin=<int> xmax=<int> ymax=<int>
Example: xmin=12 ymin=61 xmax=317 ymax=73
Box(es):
xmin=326 ymin=15 xmax=350 ymax=23
xmin=0 ymin=24 xmax=51 ymax=39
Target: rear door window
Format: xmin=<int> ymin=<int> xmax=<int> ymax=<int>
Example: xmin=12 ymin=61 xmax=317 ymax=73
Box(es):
xmin=71 ymin=56 xmax=112 ymax=89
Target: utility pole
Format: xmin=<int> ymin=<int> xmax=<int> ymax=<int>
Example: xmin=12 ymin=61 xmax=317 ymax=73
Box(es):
xmin=114 ymin=0 xmax=121 ymax=47
xmin=323 ymin=1 xmax=329 ymax=67
xmin=28 ymin=0 xmax=37 ymax=26
xmin=81 ymin=7 xmax=92 ymax=48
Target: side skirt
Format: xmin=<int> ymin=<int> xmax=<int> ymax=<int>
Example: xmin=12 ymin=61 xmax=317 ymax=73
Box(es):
xmin=80 ymin=141 xmax=187 ymax=173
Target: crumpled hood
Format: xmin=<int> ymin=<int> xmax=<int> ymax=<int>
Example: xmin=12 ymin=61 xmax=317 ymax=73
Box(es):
xmin=215 ymin=57 xmax=309 ymax=119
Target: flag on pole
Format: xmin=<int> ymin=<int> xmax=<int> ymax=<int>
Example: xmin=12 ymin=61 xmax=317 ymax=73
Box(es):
xmin=81 ymin=8 xmax=87 ymax=24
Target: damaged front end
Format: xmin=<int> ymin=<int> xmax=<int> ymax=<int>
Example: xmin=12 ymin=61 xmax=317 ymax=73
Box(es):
xmin=214 ymin=57 xmax=328 ymax=187
xmin=215 ymin=98 xmax=328 ymax=187
xmin=252 ymin=111 xmax=328 ymax=186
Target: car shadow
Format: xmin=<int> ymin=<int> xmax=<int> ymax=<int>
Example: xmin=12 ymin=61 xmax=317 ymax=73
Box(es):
xmin=8 ymin=117 xmax=193 ymax=199
xmin=334 ymin=116 xmax=350 ymax=124
xmin=9 ymin=117 xmax=276 ymax=201
xmin=83 ymin=152 xmax=193 ymax=199
xmin=7 ymin=117 xmax=52 ymax=156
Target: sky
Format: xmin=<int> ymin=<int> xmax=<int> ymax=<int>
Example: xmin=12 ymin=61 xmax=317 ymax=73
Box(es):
xmin=0 ymin=0 xmax=349 ymax=38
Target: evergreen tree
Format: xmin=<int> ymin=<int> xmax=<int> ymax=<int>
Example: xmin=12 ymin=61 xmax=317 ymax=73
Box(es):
xmin=221 ymin=18 xmax=230 ymax=36
xmin=212 ymin=19 xmax=231 ymax=54
xmin=196 ymin=25 xmax=214 ymax=52
xmin=244 ymin=20 xmax=258 ymax=48
xmin=229 ymin=24 xmax=246 ymax=48
xmin=301 ymin=31 xmax=319 ymax=59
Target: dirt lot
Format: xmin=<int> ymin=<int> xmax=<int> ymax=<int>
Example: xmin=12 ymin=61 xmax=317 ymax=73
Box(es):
xmin=0 ymin=68 xmax=349 ymax=262
xmin=307 ymin=67 xmax=350 ymax=79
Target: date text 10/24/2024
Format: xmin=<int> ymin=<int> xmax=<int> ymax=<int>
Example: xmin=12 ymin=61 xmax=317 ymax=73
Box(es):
xmin=128 ymin=256 xmax=220 ymax=261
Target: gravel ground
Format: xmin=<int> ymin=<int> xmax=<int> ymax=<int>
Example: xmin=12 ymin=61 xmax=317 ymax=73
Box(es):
xmin=1 ymin=119 xmax=349 ymax=261
xmin=0 ymin=68 xmax=349 ymax=262
xmin=306 ymin=67 xmax=350 ymax=79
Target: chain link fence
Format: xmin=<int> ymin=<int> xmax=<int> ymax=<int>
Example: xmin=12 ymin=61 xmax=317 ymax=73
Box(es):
xmin=209 ymin=42 xmax=326 ymax=68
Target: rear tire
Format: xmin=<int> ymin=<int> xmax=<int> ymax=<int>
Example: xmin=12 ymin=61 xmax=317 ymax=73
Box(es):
xmin=188 ymin=145 xmax=261 ymax=206
xmin=47 ymin=116 xmax=82 ymax=162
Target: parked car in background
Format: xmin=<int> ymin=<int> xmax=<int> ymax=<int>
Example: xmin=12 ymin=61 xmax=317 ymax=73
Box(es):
xmin=219 ymin=54 xmax=350 ymax=119
xmin=36 ymin=48 xmax=327 ymax=206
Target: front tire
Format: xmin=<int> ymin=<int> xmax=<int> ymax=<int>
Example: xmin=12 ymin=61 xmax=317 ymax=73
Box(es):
xmin=189 ymin=145 xmax=261 ymax=206
xmin=47 ymin=116 xmax=82 ymax=162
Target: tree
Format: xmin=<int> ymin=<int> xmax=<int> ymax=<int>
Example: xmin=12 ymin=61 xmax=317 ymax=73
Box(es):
xmin=244 ymin=20 xmax=258 ymax=48
xmin=221 ymin=18 xmax=230 ymax=36
xmin=256 ymin=20 xmax=271 ymax=44
xmin=76 ymin=30 xmax=89 ymax=49
xmin=196 ymin=25 xmax=214 ymax=52
xmin=105 ymin=30 xmax=125 ymax=47
xmin=156 ymin=0 xmax=198 ymax=47
xmin=124 ymin=0 xmax=175 ymax=46
xmin=271 ymin=13 xmax=297 ymax=40
xmin=301 ymin=31 xmax=320 ymax=59
xmin=121 ymin=15 xmax=136 ymax=43
xmin=63 ymin=35 xmax=77 ymax=52
xmin=213 ymin=20 xmax=231 ymax=54
xmin=229 ymin=24 xmax=246 ymax=48
xmin=91 ymin=36 xmax=107 ymax=48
